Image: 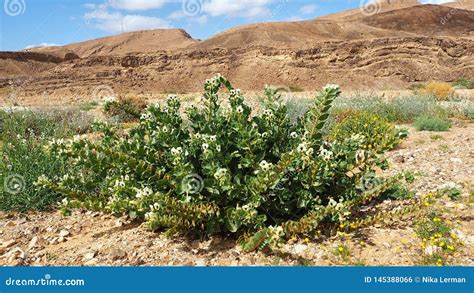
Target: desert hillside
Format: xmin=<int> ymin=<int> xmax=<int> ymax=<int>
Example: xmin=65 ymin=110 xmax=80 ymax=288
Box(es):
xmin=1 ymin=2 xmax=474 ymax=104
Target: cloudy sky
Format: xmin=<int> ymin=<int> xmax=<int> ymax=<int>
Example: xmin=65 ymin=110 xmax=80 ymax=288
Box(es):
xmin=0 ymin=0 xmax=454 ymax=51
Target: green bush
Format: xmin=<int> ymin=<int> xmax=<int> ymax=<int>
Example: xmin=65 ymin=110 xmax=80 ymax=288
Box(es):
xmin=0 ymin=110 xmax=93 ymax=211
xmin=413 ymin=115 xmax=451 ymax=132
xmin=436 ymin=183 xmax=462 ymax=200
xmin=453 ymin=78 xmax=474 ymax=89
xmin=331 ymin=111 xmax=406 ymax=152
xmin=37 ymin=75 xmax=409 ymax=248
xmin=332 ymin=95 xmax=438 ymax=123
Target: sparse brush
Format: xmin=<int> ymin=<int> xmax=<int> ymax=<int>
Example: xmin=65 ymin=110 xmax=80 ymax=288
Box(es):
xmin=103 ymin=94 xmax=147 ymax=122
xmin=422 ymin=82 xmax=453 ymax=101
xmin=413 ymin=115 xmax=451 ymax=132
xmin=331 ymin=111 xmax=406 ymax=152
xmin=0 ymin=110 xmax=94 ymax=211
xmin=453 ymin=78 xmax=474 ymax=90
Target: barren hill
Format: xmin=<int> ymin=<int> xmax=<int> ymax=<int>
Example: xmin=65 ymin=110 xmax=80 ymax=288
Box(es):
xmin=363 ymin=5 xmax=474 ymax=37
xmin=27 ymin=29 xmax=197 ymax=58
xmin=1 ymin=3 xmax=474 ymax=105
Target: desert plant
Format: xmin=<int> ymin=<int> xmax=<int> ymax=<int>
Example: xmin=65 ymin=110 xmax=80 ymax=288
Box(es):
xmin=413 ymin=115 xmax=451 ymax=132
xmin=453 ymin=78 xmax=474 ymax=90
xmin=103 ymin=94 xmax=147 ymax=122
xmin=416 ymin=208 xmax=464 ymax=266
xmin=331 ymin=111 xmax=406 ymax=152
xmin=436 ymin=183 xmax=462 ymax=200
xmin=422 ymin=82 xmax=453 ymax=101
xmin=36 ymin=75 xmax=409 ymax=249
xmin=0 ymin=110 xmax=93 ymax=211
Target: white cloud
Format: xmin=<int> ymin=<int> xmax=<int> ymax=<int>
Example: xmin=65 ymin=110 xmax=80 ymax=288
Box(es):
xmin=106 ymin=0 xmax=167 ymax=11
xmin=202 ymin=0 xmax=273 ymax=18
xmin=84 ymin=10 xmax=171 ymax=33
xmin=299 ymin=4 xmax=317 ymax=15
xmin=24 ymin=43 xmax=60 ymax=49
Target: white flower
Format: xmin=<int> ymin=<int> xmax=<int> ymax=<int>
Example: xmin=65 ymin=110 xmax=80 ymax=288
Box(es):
xmin=236 ymin=106 xmax=244 ymax=113
xmin=323 ymin=84 xmax=340 ymax=92
xmin=210 ymin=135 xmax=217 ymax=142
xmin=290 ymin=132 xmax=298 ymax=139
xmin=202 ymin=143 xmax=209 ymax=151
xmin=320 ymin=148 xmax=333 ymax=161
xmin=104 ymin=96 xmax=116 ymax=103
xmin=162 ymin=126 xmax=168 ymax=133
xmin=259 ymin=160 xmax=273 ymax=171
xmin=141 ymin=113 xmax=152 ymax=120
xmin=297 ymin=143 xmax=307 ymax=153
xmin=136 ymin=187 xmax=153 ymax=198
xmin=214 ymin=168 xmax=228 ymax=180
xmin=171 ymin=147 xmax=183 ymax=156
xmin=261 ymin=132 xmax=269 ymax=138
xmin=216 ymin=145 xmax=221 ymax=152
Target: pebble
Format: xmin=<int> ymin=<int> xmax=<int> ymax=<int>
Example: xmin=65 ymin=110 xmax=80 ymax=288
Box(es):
xmin=59 ymin=230 xmax=70 ymax=237
xmin=27 ymin=236 xmax=39 ymax=251
xmin=108 ymin=248 xmax=127 ymax=261
xmin=84 ymin=251 xmax=96 ymax=260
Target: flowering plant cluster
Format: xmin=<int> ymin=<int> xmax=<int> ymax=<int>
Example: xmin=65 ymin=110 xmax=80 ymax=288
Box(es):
xmin=331 ymin=111 xmax=407 ymax=152
xmin=36 ymin=75 xmax=404 ymax=248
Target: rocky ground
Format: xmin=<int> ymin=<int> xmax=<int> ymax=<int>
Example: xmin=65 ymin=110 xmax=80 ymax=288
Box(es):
xmin=0 ymin=123 xmax=472 ymax=267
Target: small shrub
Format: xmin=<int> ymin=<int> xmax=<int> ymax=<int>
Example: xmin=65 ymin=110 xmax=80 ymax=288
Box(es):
xmin=331 ymin=111 xmax=405 ymax=152
xmin=284 ymin=97 xmax=313 ymax=124
xmin=103 ymin=94 xmax=147 ymax=122
xmin=413 ymin=115 xmax=451 ymax=132
xmin=331 ymin=95 xmax=438 ymax=123
xmin=453 ymin=78 xmax=474 ymax=89
xmin=422 ymin=82 xmax=453 ymax=101
xmin=416 ymin=209 xmax=464 ymax=266
xmin=436 ymin=183 xmax=462 ymax=200
xmin=288 ymin=85 xmax=305 ymax=93
xmin=408 ymin=83 xmax=425 ymax=91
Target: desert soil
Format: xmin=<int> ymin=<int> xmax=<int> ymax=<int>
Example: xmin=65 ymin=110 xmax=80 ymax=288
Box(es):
xmin=0 ymin=123 xmax=473 ymax=267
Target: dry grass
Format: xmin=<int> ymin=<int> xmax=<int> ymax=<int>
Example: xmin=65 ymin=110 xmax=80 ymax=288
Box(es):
xmin=422 ymin=82 xmax=453 ymax=101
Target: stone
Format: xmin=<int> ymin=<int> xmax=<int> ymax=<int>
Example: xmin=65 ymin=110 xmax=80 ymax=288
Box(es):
xmin=194 ymin=259 xmax=207 ymax=266
xmin=27 ymin=236 xmax=38 ymax=251
xmin=293 ymin=244 xmax=308 ymax=255
xmin=4 ymin=221 xmax=16 ymax=228
xmin=84 ymin=252 xmax=96 ymax=260
xmin=83 ymin=259 xmax=98 ymax=266
xmin=59 ymin=230 xmax=70 ymax=237
xmin=109 ymin=248 xmax=127 ymax=261
xmin=1 ymin=239 xmax=16 ymax=249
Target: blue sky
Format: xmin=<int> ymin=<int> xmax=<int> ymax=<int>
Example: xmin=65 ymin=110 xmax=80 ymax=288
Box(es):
xmin=0 ymin=0 xmax=452 ymax=51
